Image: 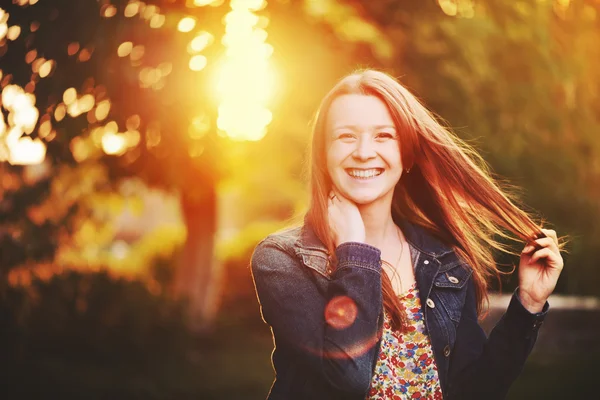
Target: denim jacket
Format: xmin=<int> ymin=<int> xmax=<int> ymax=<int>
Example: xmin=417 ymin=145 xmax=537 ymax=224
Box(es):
xmin=251 ymin=218 xmax=548 ymax=400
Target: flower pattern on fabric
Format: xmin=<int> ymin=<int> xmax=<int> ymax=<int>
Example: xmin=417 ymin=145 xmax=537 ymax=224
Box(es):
xmin=367 ymin=283 xmax=443 ymax=400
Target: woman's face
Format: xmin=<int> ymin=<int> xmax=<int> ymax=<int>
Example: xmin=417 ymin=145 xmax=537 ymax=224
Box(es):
xmin=326 ymin=94 xmax=403 ymax=205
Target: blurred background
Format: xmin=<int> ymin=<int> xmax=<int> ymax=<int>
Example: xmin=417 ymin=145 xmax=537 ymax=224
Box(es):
xmin=0 ymin=0 xmax=598 ymax=399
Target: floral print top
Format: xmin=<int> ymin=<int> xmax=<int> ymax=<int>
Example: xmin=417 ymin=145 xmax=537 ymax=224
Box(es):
xmin=367 ymin=283 xmax=443 ymax=400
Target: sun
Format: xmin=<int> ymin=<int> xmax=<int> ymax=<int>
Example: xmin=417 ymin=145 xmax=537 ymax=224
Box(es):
xmin=213 ymin=0 xmax=275 ymax=141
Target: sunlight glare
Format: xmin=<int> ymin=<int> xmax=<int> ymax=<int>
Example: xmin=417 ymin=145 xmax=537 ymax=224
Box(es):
xmin=214 ymin=0 xmax=274 ymax=141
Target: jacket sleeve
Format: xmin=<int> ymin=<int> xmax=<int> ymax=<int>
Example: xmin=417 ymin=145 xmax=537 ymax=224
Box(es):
xmin=251 ymin=238 xmax=383 ymax=397
xmin=446 ymin=279 xmax=548 ymax=400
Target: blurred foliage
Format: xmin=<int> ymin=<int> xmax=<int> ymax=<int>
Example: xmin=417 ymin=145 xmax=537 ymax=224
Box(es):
xmin=0 ymin=0 xmax=224 ymax=276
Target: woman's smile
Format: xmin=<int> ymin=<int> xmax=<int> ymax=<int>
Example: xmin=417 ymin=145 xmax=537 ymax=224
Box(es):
xmin=345 ymin=168 xmax=385 ymax=179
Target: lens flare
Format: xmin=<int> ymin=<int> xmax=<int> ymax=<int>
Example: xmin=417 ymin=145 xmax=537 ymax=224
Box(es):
xmin=324 ymin=295 xmax=358 ymax=330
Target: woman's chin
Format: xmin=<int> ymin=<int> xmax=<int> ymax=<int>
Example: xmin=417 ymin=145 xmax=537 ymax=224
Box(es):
xmin=345 ymin=192 xmax=383 ymax=205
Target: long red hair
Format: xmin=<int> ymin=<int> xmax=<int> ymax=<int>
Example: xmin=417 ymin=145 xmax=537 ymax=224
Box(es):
xmin=306 ymin=69 xmax=549 ymax=330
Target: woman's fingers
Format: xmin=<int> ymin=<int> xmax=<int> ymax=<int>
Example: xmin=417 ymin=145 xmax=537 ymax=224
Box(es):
xmin=328 ymin=187 xmax=366 ymax=245
xmin=528 ymin=247 xmax=553 ymax=265
xmin=541 ymin=228 xmax=559 ymax=246
xmin=528 ymin=246 xmax=564 ymax=270
xmin=328 ymin=191 xmax=338 ymax=204
xmin=522 ymin=237 xmax=558 ymax=254
xmin=331 ymin=188 xmax=347 ymax=204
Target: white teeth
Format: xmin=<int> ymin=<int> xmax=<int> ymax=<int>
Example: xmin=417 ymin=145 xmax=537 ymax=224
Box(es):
xmin=347 ymin=169 xmax=382 ymax=178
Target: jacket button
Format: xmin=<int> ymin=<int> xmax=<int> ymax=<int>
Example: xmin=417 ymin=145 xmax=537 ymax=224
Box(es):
xmin=443 ymin=345 xmax=451 ymax=357
xmin=448 ymin=276 xmax=459 ymax=284
xmin=426 ymin=298 xmax=435 ymax=308
xmin=326 ymin=268 xmax=333 ymax=275
xmin=424 ymin=260 xmax=429 ymax=265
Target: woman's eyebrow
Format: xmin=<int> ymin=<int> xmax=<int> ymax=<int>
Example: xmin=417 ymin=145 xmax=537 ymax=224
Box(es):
xmin=373 ymin=125 xmax=396 ymax=131
xmin=332 ymin=124 xmax=396 ymax=131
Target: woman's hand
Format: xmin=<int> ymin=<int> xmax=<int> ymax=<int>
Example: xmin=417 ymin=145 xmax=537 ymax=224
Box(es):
xmin=518 ymin=228 xmax=564 ymax=313
xmin=327 ymin=189 xmax=365 ymax=247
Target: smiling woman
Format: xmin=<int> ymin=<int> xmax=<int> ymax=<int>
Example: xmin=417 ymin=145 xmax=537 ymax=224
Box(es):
xmin=251 ymin=69 xmax=565 ymax=400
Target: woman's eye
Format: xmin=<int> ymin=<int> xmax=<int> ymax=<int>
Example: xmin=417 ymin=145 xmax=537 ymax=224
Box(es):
xmin=376 ymin=132 xmax=395 ymax=139
xmin=338 ymin=133 xmax=355 ymax=139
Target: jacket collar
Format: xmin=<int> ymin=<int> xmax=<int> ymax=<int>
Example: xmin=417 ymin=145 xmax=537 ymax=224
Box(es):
xmin=295 ymin=217 xmax=455 ymax=258
xmin=295 ymin=220 xmax=327 ymax=253
xmin=396 ymin=218 xmax=455 ymax=257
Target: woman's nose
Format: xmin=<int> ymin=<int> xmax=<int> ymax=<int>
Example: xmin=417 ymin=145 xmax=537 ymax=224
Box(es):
xmin=352 ymin=137 xmax=376 ymax=161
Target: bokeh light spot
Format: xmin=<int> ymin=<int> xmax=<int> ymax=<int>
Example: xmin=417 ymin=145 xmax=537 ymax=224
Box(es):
xmin=189 ymin=55 xmax=207 ymax=71
xmin=146 ymin=121 xmax=161 ymax=147
xmin=178 ymin=17 xmax=196 ymax=32
xmin=102 ymin=131 xmax=127 ymax=155
xmin=67 ymin=42 xmax=80 ymax=56
xmin=130 ymin=45 xmax=145 ymax=61
xmin=25 ymin=49 xmax=37 ymax=64
xmin=105 ymin=120 xmax=118 ymax=135
xmin=118 ymin=41 xmax=133 ymax=57
xmin=190 ymin=31 xmax=214 ymax=52
xmin=78 ymin=48 xmax=92 ymax=62
xmin=70 ymin=136 xmax=89 ymax=163
xmin=79 ymin=94 xmax=95 ymax=113
xmin=142 ymin=4 xmax=159 ymax=20
xmin=102 ymin=4 xmax=117 ymax=18
xmin=38 ymin=60 xmax=54 ymax=78
xmin=157 ymin=62 xmax=172 ymax=76
xmin=63 ymin=87 xmax=77 ymax=105
xmin=95 ymin=99 xmax=111 ymax=121
xmin=126 ymin=114 xmax=141 ymax=131
xmin=54 ymin=103 xmax=66 ymax=121
xmin=124 ymin=2 xmax=140 ymax=18
xmin=125 ymin=129 xmax=140 ymax=147
xmin=0 ymin=23 xmax=7 ymax=42
xmin=149 ymin=14 xmax=165 ymax=28
xmin=31 ymin=57 xmax=45 ymax=74
xmin=38 ymin=119 xmax=52 ymax=138
xmin=7 ymin=25 xmax=21 ymax=41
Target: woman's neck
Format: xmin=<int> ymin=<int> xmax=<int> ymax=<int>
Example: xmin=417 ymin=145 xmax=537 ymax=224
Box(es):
xmin=358 ymin=198 xmax=399 ymax=249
